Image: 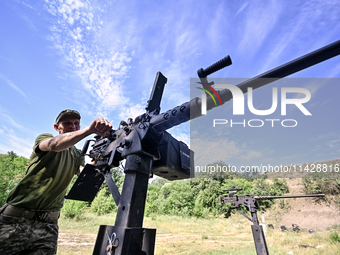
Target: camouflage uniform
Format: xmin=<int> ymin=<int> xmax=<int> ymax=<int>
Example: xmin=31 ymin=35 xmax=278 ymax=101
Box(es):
xmin=0 ymin=204 xmax=58 ymax=255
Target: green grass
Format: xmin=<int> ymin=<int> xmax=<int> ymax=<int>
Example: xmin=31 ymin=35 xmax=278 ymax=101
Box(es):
xmin=57 ymin=211 xmax=340 ymax=255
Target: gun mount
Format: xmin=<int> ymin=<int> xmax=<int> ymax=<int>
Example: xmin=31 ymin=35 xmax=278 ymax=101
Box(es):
xmin=65 ymin=39 xmax=340 ymax=255
xmin=221 ymin=187 xmax=325 ymax=255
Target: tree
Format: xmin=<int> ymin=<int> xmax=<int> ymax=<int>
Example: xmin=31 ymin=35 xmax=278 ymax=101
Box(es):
xmin=90 ymin=167 xmax=125 ymax=214
xmin=0 ymin=152 xmax=28 ymax=206
xmin=156 ymin=180 xmax=194 ymax=216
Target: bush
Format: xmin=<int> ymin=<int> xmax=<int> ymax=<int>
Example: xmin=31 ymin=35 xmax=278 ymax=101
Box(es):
xmin=89 ymin=167 xmax=124 ymax=215
xmin=250 ymin=178 xmax=289 ymax=212
xmin=0 ymin=152 xmax=28 ymax=206
xmin=157 ymin=181 xmax=194 ymax=216
xmin=145 ymin=184 xmax=162 ymax=216
xmin=329 ymin=232 xmax=340 ymax=244
xmin=271 ymin=178 xmax=289 ymax=194
xmin=61 ymin=200 xmax=87 ymax=220
xmin=191 ymin=179 xmax=224 ymax=216
xmin=145 ymin=171 xmax=292 ymax=217
xmin=90 ymin=187 xmax=116 ymax=215
xmin=302 ymin=178 xmax=340 ymax=195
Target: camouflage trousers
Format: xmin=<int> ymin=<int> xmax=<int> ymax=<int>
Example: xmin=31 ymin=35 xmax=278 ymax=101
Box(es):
xmin=0 ymin=204 xmax=59 ymax=255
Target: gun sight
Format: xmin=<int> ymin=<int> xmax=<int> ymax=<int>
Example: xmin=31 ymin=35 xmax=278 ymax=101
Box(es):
xmin=223 ymin=187 xmax=243 ymax=192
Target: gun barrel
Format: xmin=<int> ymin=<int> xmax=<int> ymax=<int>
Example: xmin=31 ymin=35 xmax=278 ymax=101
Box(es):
xmin=236 ymin=39 xmax=340 ymax=93
xmin=254 ymin=194 xmax=325 ymax=200
xmin=150 ymin=39 xmax=340 ymax=133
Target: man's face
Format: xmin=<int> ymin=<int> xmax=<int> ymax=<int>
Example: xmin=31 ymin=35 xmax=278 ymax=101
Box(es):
xmin=54 ymin=115 xmax=81 ymax=134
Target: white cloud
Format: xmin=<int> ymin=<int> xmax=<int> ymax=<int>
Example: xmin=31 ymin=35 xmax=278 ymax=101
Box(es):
xmin=0 ymin=109 xmax=36 ymax=157
xmin=1 ymin=114 xmax=25 ymax=131
xmin=326 ymin=139 xmax=340 ymax=149
xmin=239 ymin=150 xmax=263 ymax=160
xmin=235 ymin=2 xmax=248 ymax=16
xmin=0 ymin=55 xmax=13 ymax=62
xmin=118 ymin=104 xmax=145 ymax=121
xmin=44 ymin=0 xmax=132 ymax=116
xmin=21 ymin=1 xmax=33 ymax=9
xmin=43 ymin=0 xmax=213 ymax=126
xmin=0 ymin=74 xmax=28 ymax=99
xmin=258 ymin=1 xmax=340 ymax=75
xmin=0 ymin=131 xmax=33 ymax=158
xmin=191 ymin=137 xmax=241 ymax=166
xmin=172 ymin=132 xmax=190 ymax=146
xmin=236 ymin=1 xmax=282 ymax=60
xmin=328 ymin=62 xmax=340 ymax=78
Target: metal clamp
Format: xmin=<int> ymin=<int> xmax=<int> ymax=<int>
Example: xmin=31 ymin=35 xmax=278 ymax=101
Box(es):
xmin=106 ymin=230 xmax=118 ymax=254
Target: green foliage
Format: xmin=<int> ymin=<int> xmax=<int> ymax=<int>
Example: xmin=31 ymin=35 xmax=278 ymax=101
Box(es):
xmin=89 ymin=168 xmax=124 ymax=215
xmin=0 ymin=154 xmax=294 ymax=218
xmin=145 ymin=177 xmax=168 ymax=216
xmin=111 ymin=167 xmax=125 ymax=191
xmin=191 ymin=178 xmax=225 ymax=217
xmin=222 ymin=178 xmax=254 ymax=194
xmin=329 ymin=232 xmax=340 ymax=244
xmin=145 ymin=184 xmax=162 ymax=216
xmin=271 ymin=178 xmax=290 ymax=194
xmin=90 ymin=187 xmax=116 ymax=215
xmin=251 ymin=178 xmax=270 ymax=195
xmin=146 ymin=165 xmax=292 ymax=217
xmin=156 ymin=180 xmax=195 ymax=216
xmin=251 ymin=178 xmax=289 ymax=211
xmin=251 ymin=178 xmax=289 ymax=196
xmin=61 ymin=200 xmax=87 ymax=220
xmin=302 ymin=178 xmax=340 ymax=195
xmin=0 ymin=152 xmax=28 ymax=206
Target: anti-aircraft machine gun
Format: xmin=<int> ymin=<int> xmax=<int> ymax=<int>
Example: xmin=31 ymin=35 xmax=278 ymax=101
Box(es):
xmin=65 ymin=39 xmax=340 ymax=255
xmin=221 ymin=187 xmax=325 ymax=255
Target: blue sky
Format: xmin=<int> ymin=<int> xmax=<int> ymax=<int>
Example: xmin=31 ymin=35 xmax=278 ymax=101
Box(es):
xmin=191 ymin=78 xmax=340 ymax=171
xmin=1 ymin=0 xmax=340 ymax=172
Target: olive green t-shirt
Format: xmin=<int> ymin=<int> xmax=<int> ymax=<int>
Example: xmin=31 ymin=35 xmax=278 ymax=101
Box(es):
xmin=7 ymin=133 xmax=85 ymax=210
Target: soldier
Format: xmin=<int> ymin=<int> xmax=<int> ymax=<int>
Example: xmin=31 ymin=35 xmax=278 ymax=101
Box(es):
xmin=0 ymin=109 xmax=112 ymax=254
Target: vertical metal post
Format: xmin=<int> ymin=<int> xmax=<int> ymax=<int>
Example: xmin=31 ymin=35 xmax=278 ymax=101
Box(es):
xmin=115 ymin=154 xmax=152 ymax=228
xmin=250 ymin=208 xmax=269 ymax=255
xmin=93 ymin=154 xmax=156 ymax=255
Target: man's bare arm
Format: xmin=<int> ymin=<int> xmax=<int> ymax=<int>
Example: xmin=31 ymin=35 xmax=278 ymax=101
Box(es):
xmin=39 ymin=128 xmax=91 ymax=152
xmin=39 ymin=118 xmax=112 ymax=152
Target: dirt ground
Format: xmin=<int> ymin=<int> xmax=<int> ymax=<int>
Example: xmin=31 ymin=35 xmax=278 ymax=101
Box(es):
xmin=57 ymin=232 xmax=253 ymax=247
xmin=263 ymin=178 xmax=340 ymax=231
xmin=58 ymin=232 xmax=97 ymax=247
